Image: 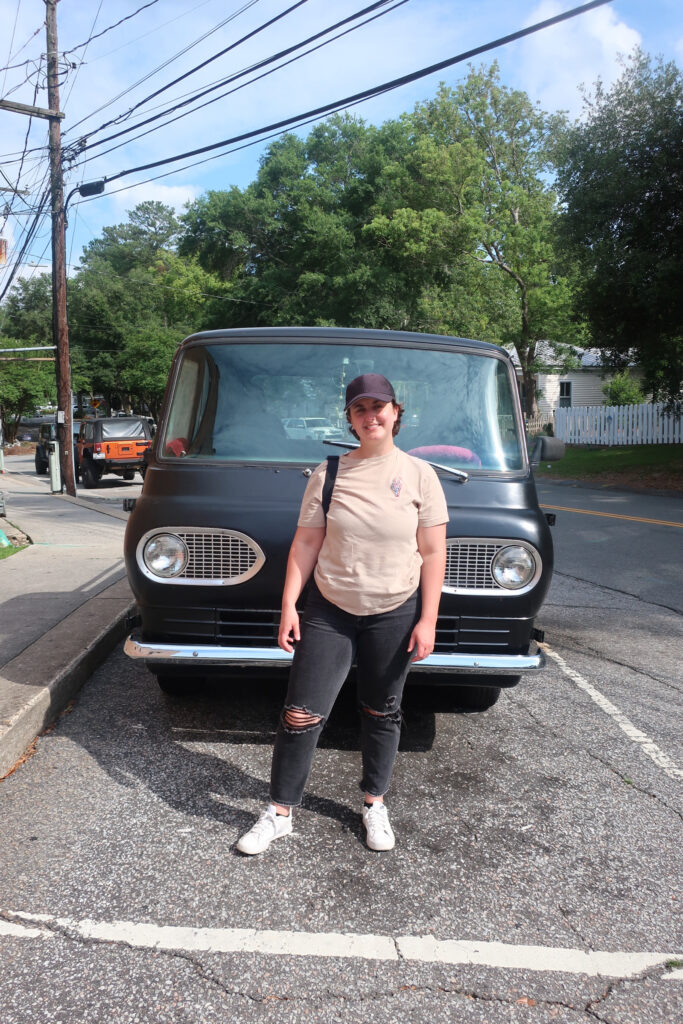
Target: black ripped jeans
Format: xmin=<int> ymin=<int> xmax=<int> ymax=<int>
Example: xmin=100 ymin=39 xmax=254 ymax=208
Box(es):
xmin=270 ymin=581 xmax=421 ymax=807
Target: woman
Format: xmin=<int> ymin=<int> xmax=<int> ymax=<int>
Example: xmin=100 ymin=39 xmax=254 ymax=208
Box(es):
xmin=237 ymin=373 xmax=448 ymax=855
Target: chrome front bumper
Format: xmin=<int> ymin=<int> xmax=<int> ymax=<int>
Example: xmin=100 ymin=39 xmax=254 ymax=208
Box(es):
xmin=124 ymin=632 xmax=545 ymax=674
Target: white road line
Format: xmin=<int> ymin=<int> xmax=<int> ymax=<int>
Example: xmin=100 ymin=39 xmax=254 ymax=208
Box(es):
xmin=543 ymin=644 xmax=683 ymax=781
xmin=2 ymin=911 xmax=681 ymax=980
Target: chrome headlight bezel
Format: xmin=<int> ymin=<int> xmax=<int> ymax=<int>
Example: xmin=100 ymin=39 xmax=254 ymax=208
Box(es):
xmin=491 ymin=544 xmax=538 ymax=591
xmin=135 ymin=527 xmax=266 ymax=585
xmin=142 ymin=533 xmax=188 ymax=579
xmin=442 ymin=538 xmax=542 ymax=596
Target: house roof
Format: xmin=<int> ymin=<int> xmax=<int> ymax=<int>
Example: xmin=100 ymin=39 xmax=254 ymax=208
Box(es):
xmin=507 ymin=342 xmax=604 ymax=370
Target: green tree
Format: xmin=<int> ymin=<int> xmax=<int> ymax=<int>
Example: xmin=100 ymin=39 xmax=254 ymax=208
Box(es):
xmin=79 ymin=201 xmax=181 ymax=276
xmin=0 ymin=274 xmax=53 ymax=344
xmin=181 ymin=75 xmax=578 ymax=415
xmin=556 ymin=50 xmax=683 ymax=402
xmin=0 ymin=339 xmax=56 ymax=441
xmin=602 ymin=369 xmax=646 ymax=406
xmin=410 ymin=68 xmax=579 ymax=414
xmin=69 ymin=206 xmax=229 ymax=409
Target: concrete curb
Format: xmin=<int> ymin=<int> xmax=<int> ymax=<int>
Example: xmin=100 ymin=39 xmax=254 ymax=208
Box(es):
xmin=0 ymin=577 xmax=135 ymax=779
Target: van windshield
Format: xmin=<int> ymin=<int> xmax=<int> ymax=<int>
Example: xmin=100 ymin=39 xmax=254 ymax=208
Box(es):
xmin=161 ymin=342 xmax=524 ymax=472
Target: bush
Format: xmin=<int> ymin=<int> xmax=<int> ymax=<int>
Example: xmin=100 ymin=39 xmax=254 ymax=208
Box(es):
xmin=602 ymin=370 xmax=645 ymax=406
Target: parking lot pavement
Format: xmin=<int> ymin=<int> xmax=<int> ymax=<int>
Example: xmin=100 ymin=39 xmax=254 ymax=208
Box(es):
xmin=1 ymin=467 xmax=681 ymax=1021
xmin=1 ymin=601 xmax=681 ymax=1023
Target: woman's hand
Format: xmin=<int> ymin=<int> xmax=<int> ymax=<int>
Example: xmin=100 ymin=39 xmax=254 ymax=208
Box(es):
xmin=278 ymin=526 xmax=326 ymax=653
xmin=407 ymin=618 xmax=436 ymax=662
xmin=278 ymin=605 xmax=301 ymax=653
xmin=411 ymin=523 xmax=446 ymax=661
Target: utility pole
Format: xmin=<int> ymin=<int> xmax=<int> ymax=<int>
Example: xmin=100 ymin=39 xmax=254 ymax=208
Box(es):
xmin=45 ymin=0 xmax=75 ymax=495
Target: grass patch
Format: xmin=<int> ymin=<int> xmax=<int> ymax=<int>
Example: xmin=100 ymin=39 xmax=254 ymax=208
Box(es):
xmin=0 ymin=544 xmax=27 ymax=560
xmin=535 ymin=444 xmax=683 ymax=492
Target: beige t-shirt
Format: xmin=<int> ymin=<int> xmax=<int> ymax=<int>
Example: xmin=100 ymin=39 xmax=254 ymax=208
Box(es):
xmin=297 ymin=447 xmax=449 ymax=616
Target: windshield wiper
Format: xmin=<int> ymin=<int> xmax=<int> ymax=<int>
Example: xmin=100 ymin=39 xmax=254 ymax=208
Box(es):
xmin=322 ymin=440 xmax=468 ymax=482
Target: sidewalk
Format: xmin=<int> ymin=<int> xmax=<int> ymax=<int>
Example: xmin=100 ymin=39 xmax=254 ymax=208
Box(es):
xmin=0 ymin=462 xmax=134 ymax=778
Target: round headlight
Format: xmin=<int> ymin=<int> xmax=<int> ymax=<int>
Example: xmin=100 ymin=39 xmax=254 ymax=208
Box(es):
xmin=491 ymin=545 xmax=536 ymax=590
xmin=143 ymin=534 xmax=188 ymax=578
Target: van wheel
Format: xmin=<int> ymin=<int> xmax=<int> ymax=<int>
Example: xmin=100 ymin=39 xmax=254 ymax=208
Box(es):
xmin=153 ymin=672 xmax=205 ymax=696
xmin=455 ymin=686 xmax=502 ymax=712
xmin=82 ymin=461 xmax=101 ymax=488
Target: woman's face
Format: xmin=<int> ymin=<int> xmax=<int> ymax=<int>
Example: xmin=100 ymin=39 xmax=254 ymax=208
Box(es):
xmin=348 ymin=398 xmax=398 ymax=446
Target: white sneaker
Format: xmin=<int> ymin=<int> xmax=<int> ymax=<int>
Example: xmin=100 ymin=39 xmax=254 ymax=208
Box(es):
xmin=236 ymin=804 xmax=293 ymax=855
xmin=362 ymin=801 xmax=395 ymax=851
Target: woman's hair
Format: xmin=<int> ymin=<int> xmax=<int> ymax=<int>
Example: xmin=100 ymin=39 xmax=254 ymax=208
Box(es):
xmin=346 ymin=401 xmax=404 ymax=439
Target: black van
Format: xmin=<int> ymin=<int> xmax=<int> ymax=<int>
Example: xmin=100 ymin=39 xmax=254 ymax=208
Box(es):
xmin=123 ymin=328 xmax=563 ymax=709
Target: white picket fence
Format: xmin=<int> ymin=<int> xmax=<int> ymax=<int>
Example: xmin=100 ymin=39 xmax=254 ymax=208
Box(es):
xmin=554 ymin=403 xmax=682 ymax=446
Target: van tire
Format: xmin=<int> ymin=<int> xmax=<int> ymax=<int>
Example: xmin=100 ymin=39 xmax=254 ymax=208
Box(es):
xmin=455 ymin=685 xmax=502 ymax=712
xmin=153 ymin=672 xmax=205 ymax=696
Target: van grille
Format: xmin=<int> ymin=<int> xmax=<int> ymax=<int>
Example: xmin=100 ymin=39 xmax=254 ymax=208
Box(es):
xmin=143 ymin=607 xmax=528 ymax=652
xmin=179 ymin=532 xmax=259 ymax=581
xmin=137 ymin=528 xmax=265 ymax=585
xmin=443 ymin=538 xmax=541 ymax=596
xmin=444 ymin=540 xmax=501 ymax=592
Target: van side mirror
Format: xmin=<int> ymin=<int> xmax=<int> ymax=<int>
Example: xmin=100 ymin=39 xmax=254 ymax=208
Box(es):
xmin=529 ymin=435 xmax=565 ymax=465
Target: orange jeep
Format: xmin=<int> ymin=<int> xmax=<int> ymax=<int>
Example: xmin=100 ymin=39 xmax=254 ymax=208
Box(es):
xmin=77 ymin=416 xmax=152 ymax=488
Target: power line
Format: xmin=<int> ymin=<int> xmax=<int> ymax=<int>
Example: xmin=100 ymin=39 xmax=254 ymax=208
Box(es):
xmin=0 ymin=186 xmax=52 ymax=302
xmin=4 ymin=23 xmax=41 ymax=66
xmin=65 ymin=0 xmax=263 ymax=142
xmin=100 ymin=0 xmax=614 ymax=188
xmin=66 ymin=0 xmax=311 ymax=141
xmin=63 ymin=0 xmax=162 ymax=55
xmin=68 ymin=0 xmax=408 ymax=162
xmin=2 ymin=0 xmax=23 ymax=97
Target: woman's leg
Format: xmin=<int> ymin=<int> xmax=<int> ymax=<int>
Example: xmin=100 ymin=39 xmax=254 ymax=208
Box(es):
xmin=355 ymin=592 xmax=420 ymax=800
xmin=270 ymin=586 xmax=356 ymax=808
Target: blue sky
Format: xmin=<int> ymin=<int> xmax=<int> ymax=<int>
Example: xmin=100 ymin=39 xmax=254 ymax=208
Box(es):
xmin=1 ymin=0 xmax=681 ymax=288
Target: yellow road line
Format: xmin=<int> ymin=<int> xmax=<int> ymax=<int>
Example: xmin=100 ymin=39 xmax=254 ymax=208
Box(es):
xmin=540 ymin=504 xmax=683 ymax=528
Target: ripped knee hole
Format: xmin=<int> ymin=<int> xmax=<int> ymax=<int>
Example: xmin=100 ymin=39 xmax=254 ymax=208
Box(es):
xmin=282 ymin=706 xmax=323 ymax=731
xmin=361 ymin=704 xmax=402 ymax=722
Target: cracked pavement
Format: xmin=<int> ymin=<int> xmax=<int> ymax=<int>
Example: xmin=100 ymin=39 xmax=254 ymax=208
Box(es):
xmin=0 ymin=481 xmax=681 ymax=1022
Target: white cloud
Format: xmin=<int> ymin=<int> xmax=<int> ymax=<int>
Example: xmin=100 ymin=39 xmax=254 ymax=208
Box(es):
xmin=107 ymin=181 xmax=200 ymax=216
xmin=513 ymin=1 xmax=642 ymax=117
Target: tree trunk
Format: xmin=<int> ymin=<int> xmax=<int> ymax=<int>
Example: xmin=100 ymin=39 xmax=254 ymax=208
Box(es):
xmin=521 ymin=365 xmax=537 ymax=419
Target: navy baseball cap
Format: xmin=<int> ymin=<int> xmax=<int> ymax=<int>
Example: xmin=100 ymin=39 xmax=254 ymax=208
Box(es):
xmin=344 ymin=373 xmax=396 ymax=410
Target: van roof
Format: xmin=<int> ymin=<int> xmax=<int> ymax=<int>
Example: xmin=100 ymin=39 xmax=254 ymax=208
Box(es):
xmin=178 ymin=326 xmax=507 ymax=358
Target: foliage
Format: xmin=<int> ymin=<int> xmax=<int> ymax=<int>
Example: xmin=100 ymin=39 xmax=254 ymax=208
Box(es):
xmin=410 ymin=69 xmax=578 ymax=414
xmin=181 ymin=69 xmax=578 ymax=415
xmin=0 ymin=274 xmax=53 ymax=345
xmin=602 ymin=370 xmax=645 ymax=406
xmin=69 ymin=208 xmax=230 ymax=413
xmin=556 ymin=50 xmax=683 ymax=403
xmin=79 ymin=201 xmax=182 ymax=276
xmin=0 ymin=338 xmax=56 ymax=441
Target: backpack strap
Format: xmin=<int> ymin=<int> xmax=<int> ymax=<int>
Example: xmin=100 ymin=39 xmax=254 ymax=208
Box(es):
xmin=321 ymin=456 xmax=339 ymax=520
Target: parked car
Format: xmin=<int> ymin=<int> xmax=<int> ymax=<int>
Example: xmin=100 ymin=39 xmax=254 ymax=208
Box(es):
xmin=123 ymin=327 xmax=564 ymax=707
xmin=34 ymin=421 xmax=81 ymax=478
xmin=77 ymin=416 xmax=153 ymax=488
xmin=282 ymin=417 xmax=345 ymax=440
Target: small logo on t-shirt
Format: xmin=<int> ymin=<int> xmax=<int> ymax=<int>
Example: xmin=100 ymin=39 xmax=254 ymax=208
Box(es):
xmin=390 ymin=476 xmax=403 ymax=497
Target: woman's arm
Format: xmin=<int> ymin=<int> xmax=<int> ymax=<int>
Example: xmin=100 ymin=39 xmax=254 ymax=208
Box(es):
xmin=408 ymin=523 xmax=447 ymax=662
xmin=278 ymin=525 xmax=326 ymax=652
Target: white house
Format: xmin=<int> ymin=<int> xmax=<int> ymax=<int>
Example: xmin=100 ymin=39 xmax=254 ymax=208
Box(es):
xmin=509 ymin=345 xmax=646 ymax=422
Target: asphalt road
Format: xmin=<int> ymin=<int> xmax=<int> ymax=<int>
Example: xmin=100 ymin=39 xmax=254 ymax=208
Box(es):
xmin=1 ymin=476 xmax=682 ymax=1023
